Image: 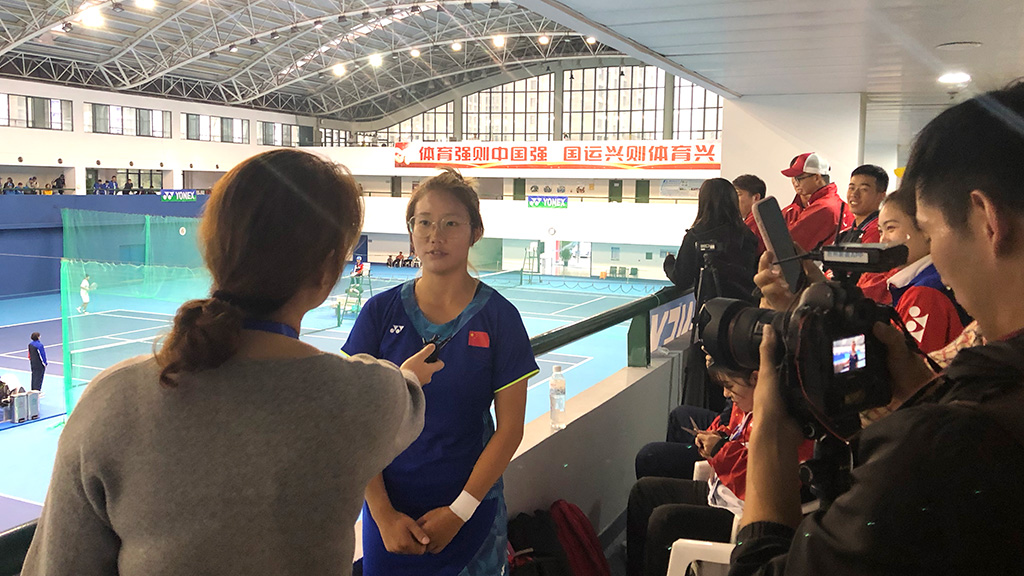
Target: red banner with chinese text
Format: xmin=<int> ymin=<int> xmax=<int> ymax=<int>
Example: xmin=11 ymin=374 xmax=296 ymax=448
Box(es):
xmin=394 ymin=140 xmax=720 ymax=170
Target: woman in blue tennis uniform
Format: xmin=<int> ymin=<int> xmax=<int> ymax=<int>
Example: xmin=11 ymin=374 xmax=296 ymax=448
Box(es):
xmin=343 ymin=169 xmax=539 ymax=576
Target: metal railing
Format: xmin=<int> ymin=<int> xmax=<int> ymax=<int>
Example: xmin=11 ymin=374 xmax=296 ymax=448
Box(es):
xmin=531 ymin=284 xmax=688 ymax=366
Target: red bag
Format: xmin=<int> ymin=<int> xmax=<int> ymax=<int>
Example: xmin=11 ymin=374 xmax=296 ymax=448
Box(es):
xmin=548 ymin=500 xmax=612 ymax=576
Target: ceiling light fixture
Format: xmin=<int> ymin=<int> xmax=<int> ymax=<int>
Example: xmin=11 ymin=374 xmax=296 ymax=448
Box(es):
xmin=369 ymin=53 xmax=383 ymax=66
xmin=135 ymin=0 xmax=156 ymax=9
xmin=290 ymin=25 xmax=299 ymax=33
xmin=935 ymin=41 xmax=983 ymax=51
xmin=410 ymin=48 xmax=421 ymax=57
xmin=333 ymin=63 xmax=346 ymax=76
xmin=492 ymin=35 xmax=505 ymax=47
xmin=270 ymin=30 xmax=279 ymax=39
xmin=362 ymin=10 xmax=371 ymax=18
xmin=538 ymin=35 xmax=550 ymax=45
xmin=61 ymin=21 xmax=73 ymax=32
xmin=490 ymin=0 xmax=499 ymax=9
xmin=229 ymin=44 xmax=238 ymax=52
xmin=385 ymin=7 xmax=395 ymax=16
xmin=111 ymin=2 xmax=124 ymax=13
xmin=410 ymin=5 xmax=420 ymax=12
xmin=569 ymin=72 xmax=574 ymax=80
xmin=338 ymin=14 xmax=347 ymax=22
xmin=209 ymin=50 xmax=217 ymax=58
xmin=451 ymin=41 xmax=462 ymax=51
xmin=938 ymin=71 xmax=971 ymax=85
xmin=313 ymin=20 xmax=323 ymax=29
xmin=586 ymin=36 xmax=596 ymax=44
xmin=463 ymin=1 xmax=473 ymax=8
xmin=250 ymin=37 xmax=259 ymax=45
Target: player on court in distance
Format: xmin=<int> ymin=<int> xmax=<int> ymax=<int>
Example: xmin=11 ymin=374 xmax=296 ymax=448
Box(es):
xmin=344 ymin=168 xmax=539 ymax=576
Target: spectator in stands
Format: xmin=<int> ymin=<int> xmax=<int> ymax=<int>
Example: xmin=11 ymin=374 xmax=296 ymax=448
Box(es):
xmin=28 ymin=332 xmax=47 ymax=393
xmin=837 ymin=165 xmax=887 ymax=244
xmin=663 ymin=178 xmax=759 ymax=303
xmin=54 ymin=173 xmax=65 ymax=194
xmin=108 ymin=177 xmax=119 ymax=194
xmin=92 ymin=180 xmax=102 ymax=194
xmin=403 ymin=251 xmax=414 ymax=267
xmin=780 ymin=153 xmax=855 ymax=250
xmin=627 ymin=362 xmax=814 ymax=576
xmin=395 ymin=250 xmax=405 ymax=267
xmin=732 ymin=174 xmax=766 ymax=255
xmin=24 ymin=148 xmax=437 ymax=575
xmin=734 ymin=82 xmax=1024 ymax=575
xmin=879 ymin=187 xmax=967 ymax=353
xmin=386 ymin=254 xmax=394 ymax=267
xmin=837 ymin=164 xmax=894 ymax=303
xmin=14 ymin=182 xmax=26 ymax=194
xmin=28 ymin=176 xmax=37 ymax=190
xmin=2 ymin=177 xmax=13 ymax=190
xmin=123 ymin=178 xmax=134 ymax=194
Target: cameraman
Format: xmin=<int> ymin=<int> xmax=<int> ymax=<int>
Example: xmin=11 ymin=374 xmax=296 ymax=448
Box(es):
xmin=731 ymin=84 xmax=1024 ymax=574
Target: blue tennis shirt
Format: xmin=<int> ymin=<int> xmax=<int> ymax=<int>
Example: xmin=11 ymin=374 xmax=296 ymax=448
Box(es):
xmin=343 ymin=280 xmax=539 ymax=575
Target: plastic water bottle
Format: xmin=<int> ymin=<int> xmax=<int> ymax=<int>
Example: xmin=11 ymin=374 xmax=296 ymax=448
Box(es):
xmin=549 ymin=366 xmax=566 ymax=431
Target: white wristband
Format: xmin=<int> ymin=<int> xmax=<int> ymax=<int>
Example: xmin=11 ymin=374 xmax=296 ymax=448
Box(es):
xmin=449 ymin=490 xmax=480 ymax=522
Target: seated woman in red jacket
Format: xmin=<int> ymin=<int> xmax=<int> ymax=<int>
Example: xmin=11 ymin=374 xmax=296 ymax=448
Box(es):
xmin=879 ymin=187 xmax=969 ymax=353
xmin=625 ymin=362 xmax=815 ymax=576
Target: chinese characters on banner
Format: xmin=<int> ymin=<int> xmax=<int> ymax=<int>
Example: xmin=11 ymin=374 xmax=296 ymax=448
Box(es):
xmin=394 ymin=140 xmax=720 ymax=170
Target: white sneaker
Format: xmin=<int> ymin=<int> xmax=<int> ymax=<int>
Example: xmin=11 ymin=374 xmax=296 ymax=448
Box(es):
xmin=76 ymin=307 xmax=82 ymax=313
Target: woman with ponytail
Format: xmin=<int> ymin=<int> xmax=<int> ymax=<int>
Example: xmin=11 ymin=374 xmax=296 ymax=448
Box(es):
xmin=24 ymin=149 xmax=440 ymax=576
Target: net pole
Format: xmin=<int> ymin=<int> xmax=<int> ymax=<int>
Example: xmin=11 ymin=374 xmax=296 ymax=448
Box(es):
xmin=60 ymin=259 xmax=74 ymax=419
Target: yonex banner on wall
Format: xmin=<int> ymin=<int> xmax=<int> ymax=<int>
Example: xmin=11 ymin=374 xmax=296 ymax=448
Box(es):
xmin=160 ymin=189 xmax=198 ymax=202
xmin=394 ymin=140 xmax=720 ymax=171
xmin=527 ymin=196 xmax=569 ymax=208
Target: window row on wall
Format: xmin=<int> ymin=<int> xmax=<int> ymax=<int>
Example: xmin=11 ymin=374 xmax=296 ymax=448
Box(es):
xmin=369 ymin=66 xmax=724 ymax=144
xmin=179 ymin=114 xmax=251 ymax=144
xmin=0 ymin=93 xmax=73 ymax=131
xmin=256 ymin=121 xmax=301 ymax=146
xmin=85 ymin=103 xmax=173 ymax=138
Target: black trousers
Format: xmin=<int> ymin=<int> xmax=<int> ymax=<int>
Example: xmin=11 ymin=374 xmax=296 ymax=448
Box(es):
xmin=634 ymin=405 xmax=717 ymax=480
xmin=626 ymin=478 xmax=734 ymax=576
xmin=31 ymin=367 xmax=44 ymax=391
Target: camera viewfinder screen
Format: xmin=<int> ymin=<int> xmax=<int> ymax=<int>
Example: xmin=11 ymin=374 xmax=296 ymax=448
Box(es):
xmin=833 ymin=334 xmax=867 ymax=374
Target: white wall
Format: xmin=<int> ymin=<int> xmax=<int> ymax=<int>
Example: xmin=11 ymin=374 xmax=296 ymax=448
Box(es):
xmin=863 ymin=142 xmax=899 ymax=192
xmin=364 ymin=233 xmax=411 ymax=263
xmin=721 ymin=93 xmax=865 ymax=200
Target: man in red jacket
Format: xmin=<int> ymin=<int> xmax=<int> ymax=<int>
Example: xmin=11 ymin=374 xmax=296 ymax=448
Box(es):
xmin=781 ymin=152 xmax=854 ymax=251
xmin=733 ymin=174 xmax=767 ymax=255
xmin=837 ymin=164 xmax=894 ymax=303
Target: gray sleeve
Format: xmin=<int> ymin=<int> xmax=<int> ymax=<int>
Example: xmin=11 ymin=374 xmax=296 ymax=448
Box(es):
xmin=347 ymin=353 xmax=425 ymax=465
xmin=22 ymin=424 xmax=120 ymax=576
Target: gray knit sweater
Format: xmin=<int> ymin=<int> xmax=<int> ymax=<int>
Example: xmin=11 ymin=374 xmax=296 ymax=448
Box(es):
xmin=22 ymin=353 xmax=425 ymax=576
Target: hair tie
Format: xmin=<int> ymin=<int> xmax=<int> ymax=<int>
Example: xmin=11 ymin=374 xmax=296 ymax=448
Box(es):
xmin=211 ymin=290 xmax=286 ymax=316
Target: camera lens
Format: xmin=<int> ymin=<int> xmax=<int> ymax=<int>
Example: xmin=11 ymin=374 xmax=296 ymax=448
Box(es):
xmin=698 ymin=298 xmax=776 ymax=371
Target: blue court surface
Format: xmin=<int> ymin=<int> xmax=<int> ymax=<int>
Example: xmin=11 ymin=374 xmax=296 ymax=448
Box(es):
xmin=0 ymin=268 xmax=668 ymax=527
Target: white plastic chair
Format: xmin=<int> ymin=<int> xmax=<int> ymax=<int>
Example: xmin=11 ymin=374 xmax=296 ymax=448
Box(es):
xmin=665 ymin=462 xmax=819 ymax=576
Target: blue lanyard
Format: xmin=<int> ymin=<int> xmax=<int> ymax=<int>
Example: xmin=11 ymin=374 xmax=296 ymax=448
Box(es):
xmin=242 ymin=319 xmax=299 ymax=340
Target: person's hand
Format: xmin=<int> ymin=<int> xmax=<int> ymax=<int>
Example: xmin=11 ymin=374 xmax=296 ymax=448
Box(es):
xmin=417 ymin=506 xmax=465 ymax=554
xmin=378 ymin=509 xmax=430 ymax=554
xmin=695 ymin=431 xmax=725 ymax=459
xmin=663 ymin=253 xmax=676 ymax=275
xmin=751 ymin=325 xmax=804 ymax=446
xmin=873 ymin=322 xmax=936 ymax=407
xmin=753 ymin=248 xmax=826 ymax=312
xmin=400 ymin=343 xmax=445 ymax=386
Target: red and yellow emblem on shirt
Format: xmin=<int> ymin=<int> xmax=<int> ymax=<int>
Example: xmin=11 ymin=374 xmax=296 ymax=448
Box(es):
xmin=468 ymin=331 xmax=490 ymax=348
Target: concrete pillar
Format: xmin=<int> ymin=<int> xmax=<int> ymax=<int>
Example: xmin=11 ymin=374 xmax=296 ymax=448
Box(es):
xmin=553 ymin=69 xmax=564 ymax=140
xmin=452 ymin=97 xmax=463 ymax=141
xmin=663 ymin=74 xmax=675 ymax=139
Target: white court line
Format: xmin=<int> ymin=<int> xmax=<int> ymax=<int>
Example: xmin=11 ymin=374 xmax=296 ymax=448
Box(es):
xmin=510 ymin=285 xmax=639 ymax=299
xmin=552 ymin=296 xmax=605 ymax=315
xmin=70 ymin=336 xmax=157 ymax=355
xmin=74 ymin=312 xmax=169 ymax=324
xmin=527 ymin=356 xmax=594 ymax=390
xmin=0 ymin=492 xmax=44 ymax=507
xmin=0 ymin=316 xmax=61 ymax=329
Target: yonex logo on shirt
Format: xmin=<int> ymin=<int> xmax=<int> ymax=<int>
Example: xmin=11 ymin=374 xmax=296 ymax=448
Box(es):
xmin=389 ymin=325 xmax=405 ymax=334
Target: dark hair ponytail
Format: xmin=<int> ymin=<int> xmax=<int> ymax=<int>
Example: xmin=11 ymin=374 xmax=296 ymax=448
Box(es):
xmin=157 ymin=298 xmax=244 ymax=387
xmin=155 ymin=149 xmax=363 ymax=387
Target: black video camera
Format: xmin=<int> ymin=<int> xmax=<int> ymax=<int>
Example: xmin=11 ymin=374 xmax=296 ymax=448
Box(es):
xmin=698 ymin=243 xmax=909 ymax=440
